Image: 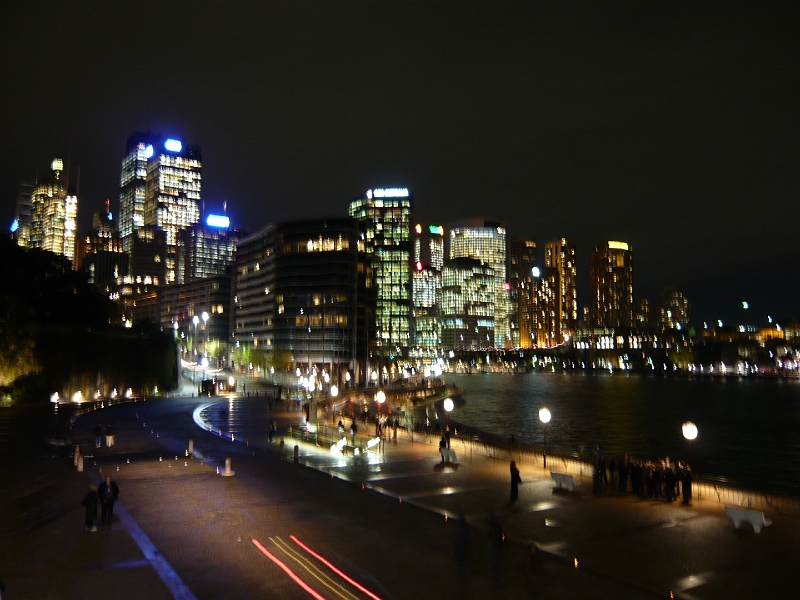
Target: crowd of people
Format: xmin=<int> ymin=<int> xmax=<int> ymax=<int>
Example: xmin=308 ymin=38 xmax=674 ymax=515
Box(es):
xmin=593 ymin=452 xmax=693 ymax=505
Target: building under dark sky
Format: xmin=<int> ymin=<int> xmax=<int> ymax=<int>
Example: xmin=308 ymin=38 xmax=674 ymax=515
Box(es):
xmin=1 ymin=1 xmax=798 ymax=325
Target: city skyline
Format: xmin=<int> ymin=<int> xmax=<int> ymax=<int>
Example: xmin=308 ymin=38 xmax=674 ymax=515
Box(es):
xmin=1 ymin=1 xmax=798 ymax=325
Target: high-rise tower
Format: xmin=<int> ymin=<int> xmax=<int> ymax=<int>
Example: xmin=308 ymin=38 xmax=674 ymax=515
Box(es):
xmin=412 ymin=223 xmax=445 ymax=352
xmin=142 ymin=137 xmax=202 ymax=284
xmin=348 ymin=188 xmax=413 ymax=358
xmin=507 ymin=235 xmax=537 ymax=348
xmin=541 ymin=237 xmax=577 ymax=345
xmin=589 ymin=241 xmax=633 ymax=328
xmin=448 ymin=219 xmax=509 ymax=348
xmin=28 ymin=159 xmax=78 ymax=266
xmin=119 ymin=132 xmax=162 ymax=256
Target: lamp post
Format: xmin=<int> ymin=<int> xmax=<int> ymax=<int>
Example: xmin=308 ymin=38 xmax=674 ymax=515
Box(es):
xmin=443 ymin=397 xmax=454 ymax=428
xmin=376 ymin=389 xmax=385 ymax=417
xmin=192 ymin=315 xmax=200 ymax=385
xmin=202 ymin=311 xmax=209 ymax=364
xmin=539 ymin=407 xmax=551 ymax=469
xmin=330 ymin=384 xmax=338 ymax=424
xmin=682 ymin=421 xmax=698 ymax=465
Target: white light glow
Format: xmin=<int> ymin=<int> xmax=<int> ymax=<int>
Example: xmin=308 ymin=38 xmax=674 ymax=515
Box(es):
xmin=682 ymin=421 xmax=698 ymax=441
xmin=206 ymin=214 xmax=230 ymax=228
xmin=164 ymin=139 xmax=182 ymax=152
xmin=539 ymin=407 xmax=551 ymax=424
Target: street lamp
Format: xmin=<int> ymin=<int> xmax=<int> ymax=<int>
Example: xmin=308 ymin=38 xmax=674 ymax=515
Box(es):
xmin=443 ymin=398 xmax=454 ymax=428
xmin=202 ymin=311 xmax=209 ymax=362
xmin=682 ymin=421 xmax=698 ymax=464
xmin=192 ymin=315 xmax=200 ymax=385
xmin=539 ymin=407 xmax=551 ymax=469
xmin=376 ymin=389 xmax=385 ymax=416
xmin=330 ymin=385 xmax=338 ymax=425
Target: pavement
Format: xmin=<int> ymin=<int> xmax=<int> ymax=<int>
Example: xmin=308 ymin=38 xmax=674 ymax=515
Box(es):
xmin=2 ymin=395 xmax=800 ymax=600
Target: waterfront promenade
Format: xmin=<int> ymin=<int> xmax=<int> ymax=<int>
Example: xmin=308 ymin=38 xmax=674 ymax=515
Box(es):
xmin=2 ymin=396 xmax=799 ymax=599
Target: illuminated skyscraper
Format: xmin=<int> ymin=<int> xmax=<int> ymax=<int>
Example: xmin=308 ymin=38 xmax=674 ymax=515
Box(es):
xmin=440 ymin=257 xmax=495 ymax=350
xmin=507 ymin=235 xmax=537 ymax=348
xmin=76 ymin=206 xmax=127 ymax=287
xmin=349 ymin=188 xmax=413 ymax=358
xmin=27 ymin=159 xmax=78 ymax=266
xmin=11 ymin=180 xmax=34 ymax=247
xmin=541 ymin=237 xmax=577 ymax=345
xmin=143 ymin=137 xmax=201 ymax=284
xmin=180 ymin=215 xmax=244 ymax=282
xmin=412 ymin=223 xmax=444 ymax=352
xmin=448 ymin=219 xmax=509 ymax=348
xmin=119 ymin=132 xmax=162 ymax=256
xmin=589 ymin=241 xmax=633 ymax=328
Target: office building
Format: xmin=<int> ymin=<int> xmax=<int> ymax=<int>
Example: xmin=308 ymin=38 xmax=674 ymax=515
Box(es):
xmin=10 ymin=180 xmax=34 ymax=247
xmin=507 ymin=235 xmax=537 ymax=348
xmin=656 ymin=286 xmax=691 ymax=330
xmin=348 ymin=188 xmax=412 ymax=357
xmin=448 ymin=219 xmax=509 ymax=348
xmin=440 ymin=257 xmax=495 ymax=350
xmin=232 ymin=219 xmax=376 ymax=387
xmin=412 ymin=224 xmax=444 ymax=352
xmin=180 ymin=215 xmax=243 ymax=282
xmin=589 ymin=241 xmax=633 ymax=328
xmin=76 ymin=208 xmax=127 ymax=287
xmin=27 ymin=159 xmax=78 ymax=266
xmin=541 ymin=237 xmax=577 ymax=345
xmin=119 ymin=132 xmax=162 ymax=255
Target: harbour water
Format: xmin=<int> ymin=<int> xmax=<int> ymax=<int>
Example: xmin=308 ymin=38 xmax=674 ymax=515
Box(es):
xmin=437 ymin=372 xmax=800 ymax=497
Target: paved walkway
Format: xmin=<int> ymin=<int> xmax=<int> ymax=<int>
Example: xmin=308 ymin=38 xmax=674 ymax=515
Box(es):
xmin=2 ymin=397 xmax=799 ymax=599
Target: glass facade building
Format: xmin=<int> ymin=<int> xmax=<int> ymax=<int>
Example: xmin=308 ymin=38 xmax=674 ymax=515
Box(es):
xmin=440 ymin=257 xmax=495 ymax=350
xmin=412 ymin=224 xmax=444 ymax=352
xmin=349 ymin=189 xmax=412 ymax=357
xmin=542 ymin=237 xmax=577 ymax=345
xmin=589 ymin=241 xmax=633 ymax=328
xmin=448 ymin=219 xmax=508 ymax=348
xmin=27 ymin=159 xmax=77 ymax=266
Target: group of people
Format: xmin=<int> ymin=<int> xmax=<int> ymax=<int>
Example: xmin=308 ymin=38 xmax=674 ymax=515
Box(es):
xmin=594 ymin=453 xmax=693 ymax=505
xmin=93 ymin=423 xmax=115 ymax=448
xmin=81 ymin=475 xmax=119 ymax=532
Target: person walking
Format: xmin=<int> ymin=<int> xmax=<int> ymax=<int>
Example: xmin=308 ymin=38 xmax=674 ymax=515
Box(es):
xmin=510 ymin=461 xmax=522 ymax=502
xmin=97 ymin=475 xmax=119 ymax=525
xmin=94 ymin=423 xmax=103 ymax=448
xmin=104 ymin=423 xmax=115 ymax=447
xmin=81 ymin=486 xmax=98 ymax=531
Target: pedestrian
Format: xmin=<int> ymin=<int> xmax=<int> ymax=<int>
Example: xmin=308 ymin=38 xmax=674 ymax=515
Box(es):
xmin=510 ymin=460 xmax=522 ymax=502
xmin=104 ymin=423 xmax=115 ymax=447
xmin=681 ymin=466 xmax=693 ymax=505
xmin=97 ymin=475 xmax=119 ymax=525
xmin=445 ymin=425 xmax=451 ymax=449
xmin=350 ymin=421 xmax=357 ymax=445
xmin=81 ymin=486 xmax=98 ymax=531
xmin=439 ymin=436 xmax=447 ymax=462
xmin=338 ymin=420 xmax=345 ymax=438
xmin=94 ymin=423 xmax=103 ymax=448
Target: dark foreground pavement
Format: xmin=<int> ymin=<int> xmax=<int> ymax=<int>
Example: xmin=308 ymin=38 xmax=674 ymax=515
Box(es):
xmin=2 ymin=397 xmax=799 ymax=600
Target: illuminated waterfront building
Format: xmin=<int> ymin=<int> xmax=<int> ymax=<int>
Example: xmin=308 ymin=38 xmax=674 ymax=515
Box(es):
xmin=656 ymin=286 xmax=691 ymax=330
xmin=507 ymin=235 xmax=537 ymax=348
xmin=541 ymin=237 xmax=577 ymax=345
xmin=412 ymin=224 xmax=445 ymax=353
xmin=448 ymin=219 xmax=508 ymax=348
xmin=179 ymin=214 xmax=244 ymax=282
xmin=27 ymin=159 xmax=78 ymax=266
xmin=635 ymin=296 xmax=650 ymax=327
xmin=348 ymin=188 xmax=412 ymax=358
xmin=589 ymin=241 xmax=633 ymax=328
xmin=232 ymin=219 xmax=376 ymax=386
xmin=440 ymin=257 xmax=495 ymax=350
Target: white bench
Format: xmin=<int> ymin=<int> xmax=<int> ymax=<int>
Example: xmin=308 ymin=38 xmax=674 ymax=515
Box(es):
xmin=550 ymin=471 xmax=575 ymax=491
xmin=724 ymin=506 xmax=773 ymax=533
xmin=441 ymin=448 xmax=457 ymax=463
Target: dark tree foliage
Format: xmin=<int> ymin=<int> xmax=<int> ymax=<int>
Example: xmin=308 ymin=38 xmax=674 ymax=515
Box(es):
xmin=0 ymin=237 xmax=177 ymax=402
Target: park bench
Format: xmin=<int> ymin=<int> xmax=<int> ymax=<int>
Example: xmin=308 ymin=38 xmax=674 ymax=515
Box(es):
xmin=550 ymin=471 xmax=575 ymax=491
xmin=441 ymin=448 xmax=457 ymax=463
xmin=724 ymin=505 xmax=773 ymax=533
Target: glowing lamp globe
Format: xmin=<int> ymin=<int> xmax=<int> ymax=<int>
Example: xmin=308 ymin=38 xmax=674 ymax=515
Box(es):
xmin=539 ymin=407 xmax=551 ymax=424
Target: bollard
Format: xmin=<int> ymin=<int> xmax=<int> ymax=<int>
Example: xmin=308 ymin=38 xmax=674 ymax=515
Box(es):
xmin=279 ymin=440 xmax=285 ymax=454
xmin=293 ymin=445 xmax=299 ymax=463
xmin=221 ymin=457 xmax=235 ymax=477
xmin=188 ymin=439 xmax=194 ymax=456
xmin=74 ymin=446 xmax=81 ymax=467
xmin=77 ymin=454 xmax=84 ymax=472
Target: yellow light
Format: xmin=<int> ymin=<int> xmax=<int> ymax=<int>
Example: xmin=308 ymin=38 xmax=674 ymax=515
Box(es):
xmin=607 ymin=241 xmax=629 ymax=250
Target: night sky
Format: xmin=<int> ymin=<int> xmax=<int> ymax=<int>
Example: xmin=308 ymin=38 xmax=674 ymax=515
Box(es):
xmin=2 ymin=1 xmax=798 ymax=326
